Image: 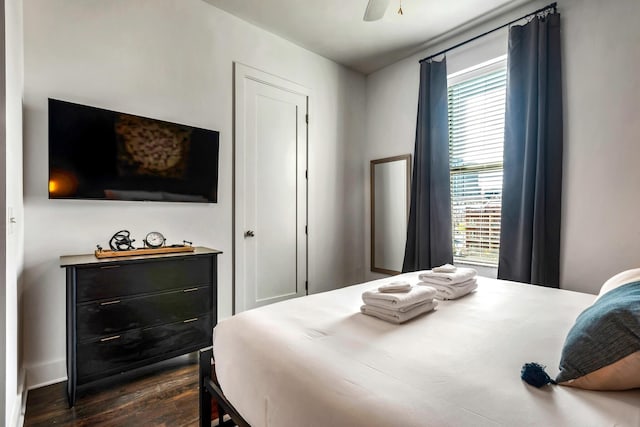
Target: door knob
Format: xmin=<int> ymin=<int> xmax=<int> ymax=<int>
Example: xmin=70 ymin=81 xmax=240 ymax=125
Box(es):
xmin=244 ymin=230 xmax=255 ymax=237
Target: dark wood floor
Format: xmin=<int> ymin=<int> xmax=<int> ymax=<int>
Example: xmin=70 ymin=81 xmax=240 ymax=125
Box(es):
xmin=24 ymin=354 xmax=203 ymax=427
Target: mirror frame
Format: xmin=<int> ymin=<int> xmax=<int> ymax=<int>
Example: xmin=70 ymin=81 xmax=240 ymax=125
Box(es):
xmin=370 ymin=154 xmax=411 ymax=275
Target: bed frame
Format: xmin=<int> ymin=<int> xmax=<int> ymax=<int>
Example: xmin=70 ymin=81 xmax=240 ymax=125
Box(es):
xmin=199 ymin=347 xmax=251 ymax=427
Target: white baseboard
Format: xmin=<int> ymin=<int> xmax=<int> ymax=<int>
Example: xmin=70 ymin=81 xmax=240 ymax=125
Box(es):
xmin=10 ymin=369 xmax=27 ymax=427
xmin=25 ymin=358 xmax=66 ymax=390
xmin=17 ymin=383 xmax=28 ymax=427
xmin=9 ymin=394 xmax=21 ymax=427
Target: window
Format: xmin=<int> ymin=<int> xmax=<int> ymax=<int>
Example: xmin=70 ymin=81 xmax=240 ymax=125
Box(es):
xmin=447 ymin=57 xmax=507 ymax=267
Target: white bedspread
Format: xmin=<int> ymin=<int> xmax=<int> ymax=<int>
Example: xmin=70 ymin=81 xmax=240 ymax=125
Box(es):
xmin=213 ymin=273 xmax=640 ymax=427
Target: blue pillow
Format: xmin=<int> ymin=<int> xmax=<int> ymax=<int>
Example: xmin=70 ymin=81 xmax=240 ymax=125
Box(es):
xmin=556 ymin=281 xmax=640 ymax=383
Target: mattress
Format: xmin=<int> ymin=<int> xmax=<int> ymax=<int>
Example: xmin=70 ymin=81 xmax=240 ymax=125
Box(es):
xmin=213 ymin=273 xmax=640 ymax=426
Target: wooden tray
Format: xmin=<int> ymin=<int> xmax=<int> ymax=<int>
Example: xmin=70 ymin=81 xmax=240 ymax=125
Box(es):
xmin=94 ymin=246 xmax=195 ymax=259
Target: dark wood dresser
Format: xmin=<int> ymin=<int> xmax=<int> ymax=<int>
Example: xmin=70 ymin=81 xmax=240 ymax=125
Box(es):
xmin=60 ymin=247 xmax=221 ymax=407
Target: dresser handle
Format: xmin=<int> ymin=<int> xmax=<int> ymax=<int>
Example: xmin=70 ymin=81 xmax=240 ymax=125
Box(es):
xmin=100 ymin=335 xmax=121 ymax=342
xmin=100 ymin=265 xmax=121 ymax=269
xmin=100 ymin=300 xmax=121 ymax=306
xmin=183 ymin=318 xmax=198 ymax=323
xmin=183 ymin=288 xmax=199 ymax=293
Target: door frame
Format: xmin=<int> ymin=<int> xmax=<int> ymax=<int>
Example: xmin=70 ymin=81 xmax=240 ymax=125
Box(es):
xmin=233 ymin=63 xmax=309 ymax=314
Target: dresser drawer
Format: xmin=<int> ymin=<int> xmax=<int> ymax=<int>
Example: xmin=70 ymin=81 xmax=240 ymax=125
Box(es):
xmin=76 ymin=257 xmax=212 ymax=302
xmin=76 ymin=314 xmax=212 ymax=384
xmin=76 ymin=286 xmax=212 ymax=340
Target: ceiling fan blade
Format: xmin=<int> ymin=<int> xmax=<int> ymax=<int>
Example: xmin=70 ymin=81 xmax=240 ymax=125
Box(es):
xmin=363 ymin=0 xmax=391 ymax=21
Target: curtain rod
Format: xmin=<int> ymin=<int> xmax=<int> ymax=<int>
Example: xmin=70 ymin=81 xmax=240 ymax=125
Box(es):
xmin=419 ymin=2 xmax=557 ymax=63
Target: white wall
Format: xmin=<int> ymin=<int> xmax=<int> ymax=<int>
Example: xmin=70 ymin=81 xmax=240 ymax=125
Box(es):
xmin=22 ymin=0 xmax=365 ymax=388
xmin=364 ymin=0 xmax=640 ymax=293
xmin=4 ymin=0 xmax=25 ymax=424
xmin=559 ymin=0 xmax=640 ymax=294
xmin=0 ymin=0 xmax=6 ymax=420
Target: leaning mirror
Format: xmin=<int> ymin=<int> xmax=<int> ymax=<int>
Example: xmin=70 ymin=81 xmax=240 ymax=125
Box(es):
xmin=371 ymin=154 xmax=411 ymax=275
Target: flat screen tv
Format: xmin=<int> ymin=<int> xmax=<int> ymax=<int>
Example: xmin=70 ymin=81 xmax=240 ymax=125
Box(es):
xmin=48 ymin=98 xmax=219 ymax=203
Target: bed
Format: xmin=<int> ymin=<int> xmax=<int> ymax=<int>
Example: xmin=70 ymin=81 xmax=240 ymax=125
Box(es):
xmin=199 ymin=273 xmax=640 ymax=426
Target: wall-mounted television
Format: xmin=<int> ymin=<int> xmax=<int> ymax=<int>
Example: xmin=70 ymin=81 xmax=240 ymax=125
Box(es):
xmin=48 ymin=98 xmax=219 ymax=203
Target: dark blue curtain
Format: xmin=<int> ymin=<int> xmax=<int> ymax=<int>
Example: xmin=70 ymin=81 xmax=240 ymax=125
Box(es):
xmin=498 ymin=12 xmax=563 ymax=287
xmin=402 ymin=59 xmax=453 ymax=272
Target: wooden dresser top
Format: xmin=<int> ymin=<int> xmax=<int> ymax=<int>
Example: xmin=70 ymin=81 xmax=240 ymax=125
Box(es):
xmin=60 ymin=246 xmax=222 ymax=268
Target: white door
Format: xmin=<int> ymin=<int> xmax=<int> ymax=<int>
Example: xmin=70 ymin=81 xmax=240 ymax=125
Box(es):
xmin=234 ymin=63 xmax=308 ymax=313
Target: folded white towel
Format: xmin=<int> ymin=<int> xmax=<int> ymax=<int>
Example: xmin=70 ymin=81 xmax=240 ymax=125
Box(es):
xmin=432 ymin=263 xmax=457 ymax=273
xmin=366 ymin=297 xmax=435 ymax=313
xmin=378 ymin=281 xmax=412 ymax=293
xmin=418 ymin=267 xmax=477 ymax=285
xmin=418 ymin=278 xmax=478 ymax=300
xmin=362 ymin=285 xmax=436 ymax=310
xmin=361 ymin=300 xmax=438 ymax=324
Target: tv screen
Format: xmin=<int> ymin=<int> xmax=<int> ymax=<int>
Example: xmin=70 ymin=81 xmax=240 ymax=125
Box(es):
xmin=48 ymin=98 xmax=219 ymax=203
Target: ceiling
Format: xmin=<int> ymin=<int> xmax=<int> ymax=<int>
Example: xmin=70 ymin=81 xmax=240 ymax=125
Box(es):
xmin=204 ymin=0 xmax=534 ymax=74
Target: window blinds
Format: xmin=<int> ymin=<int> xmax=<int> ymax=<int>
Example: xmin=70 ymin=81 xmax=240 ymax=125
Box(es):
xmin=448 ymin=65 xmax=507 ymax=266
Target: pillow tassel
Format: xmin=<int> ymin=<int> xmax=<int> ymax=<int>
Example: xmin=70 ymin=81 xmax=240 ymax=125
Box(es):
xmin=521 ymin=362 xmax=557 ymax=388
